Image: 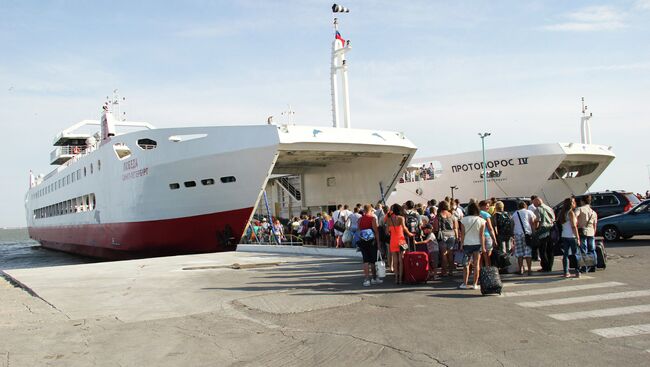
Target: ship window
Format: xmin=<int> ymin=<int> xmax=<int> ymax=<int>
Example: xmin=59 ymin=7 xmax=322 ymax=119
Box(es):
xmin=168 ymin=134 xmax=207 ymax=143
xmin=169 ymin=183 xmax=180 ymax=190
xmin=220 ymin=176 xmax=236 ymax=183
xmin=201 ymin=178 xmax=215 ymax=186
xmin=77 ymin=170 xmax=81 ymax=180
xmin=113 ymin=143 xmax=132 ymax=159
xmin=72 ymin=174 xmax=75 ymax=183
xmin=90 ymin=163 xmax=94 ymax=174
xmin=98 ymin=160 xmax=101 ymax=171
xmin=184 ymin=181 xmax=196 ymax=188
xmin=84 ymin=167 xmax=87 ymax=177
xmin=548 ymin=162 xmax=599 ymax=180
xmin=138 ymin=138 xmax=157 ymax=150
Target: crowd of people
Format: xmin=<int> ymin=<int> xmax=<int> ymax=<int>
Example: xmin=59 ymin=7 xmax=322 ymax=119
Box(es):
xmin=246 ymin=194 xmax=602 ymax=289
xmin=400 ymin=163 xmax=438 ymax=183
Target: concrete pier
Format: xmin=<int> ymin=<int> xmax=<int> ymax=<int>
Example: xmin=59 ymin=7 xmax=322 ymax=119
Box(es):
xmin=1 ymin=240 xmax=650 ymax=366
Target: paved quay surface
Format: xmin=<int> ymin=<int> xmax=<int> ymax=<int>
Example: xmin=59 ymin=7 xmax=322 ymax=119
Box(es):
xmin=1 ymin=238 xmax=650 ymax=366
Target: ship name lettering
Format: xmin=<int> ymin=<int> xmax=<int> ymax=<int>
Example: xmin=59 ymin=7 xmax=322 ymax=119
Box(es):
xmin=451 ymin=158 xmax=518 ymax=173
xmin=122 ymin=167 xmax=148 ymax=181
xmin=123 ymin=158 xmax=138 ymax=171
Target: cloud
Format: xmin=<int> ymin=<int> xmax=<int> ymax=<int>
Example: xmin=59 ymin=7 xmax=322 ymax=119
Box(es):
xmin=542 ymin=6 xmax=626 ymax=32
xmin=636 ymin=0 xmax=650 ymax=11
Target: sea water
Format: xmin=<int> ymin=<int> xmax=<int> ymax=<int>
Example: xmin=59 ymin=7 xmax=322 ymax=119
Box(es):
xmin=0 ymin=228 xmax=96 ymax=270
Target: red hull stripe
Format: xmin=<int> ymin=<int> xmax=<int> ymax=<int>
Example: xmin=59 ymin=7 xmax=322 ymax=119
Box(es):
xmin=28 ymin=207 xmax=254 ymax=259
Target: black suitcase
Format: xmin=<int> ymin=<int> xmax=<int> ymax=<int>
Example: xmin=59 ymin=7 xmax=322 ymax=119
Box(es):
xmin=479 ymin=266 xmax=502 ymax=295
xmin=596 ymin=240 xmax=607 ymax=269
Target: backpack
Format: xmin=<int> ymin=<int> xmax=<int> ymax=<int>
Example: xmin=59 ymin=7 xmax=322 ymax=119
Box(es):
xmin=495 ymin=212 xmax=513 ymax=237
xmin=405 ymin=211 xmax=420 ymax=238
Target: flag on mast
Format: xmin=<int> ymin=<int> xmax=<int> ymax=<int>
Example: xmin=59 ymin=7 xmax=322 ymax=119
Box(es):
xmin=335 ymin=31 xmax=345 ymax=46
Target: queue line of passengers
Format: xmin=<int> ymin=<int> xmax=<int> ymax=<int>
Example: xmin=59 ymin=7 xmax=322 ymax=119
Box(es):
xmin=252 ymin=194 xmax=598 ymax=288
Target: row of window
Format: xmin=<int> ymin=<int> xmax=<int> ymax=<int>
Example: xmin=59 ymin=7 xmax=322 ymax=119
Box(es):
xmin=32 ymin=160 xmax=101 ymax=200
xmin=33 ymin=193 xmax=96 ymax=219
xmin=169 ymin=176 xmax=236 ymax=190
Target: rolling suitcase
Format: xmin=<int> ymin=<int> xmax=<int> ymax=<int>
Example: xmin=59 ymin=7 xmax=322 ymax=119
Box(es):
xmin=479 ymin=266 xmax=503 ymax=295
xmin=403 ymin=251 xmax=429 ymax=284
xmin=595 ymin=240 xmax=607 ymax=269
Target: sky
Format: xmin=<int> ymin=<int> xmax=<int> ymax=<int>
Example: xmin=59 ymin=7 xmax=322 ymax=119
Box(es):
xmin=1 ymin=0 xmax=649 ymax=227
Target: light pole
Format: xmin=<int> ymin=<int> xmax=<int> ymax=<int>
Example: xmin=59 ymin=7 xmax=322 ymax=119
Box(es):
xmin=450 ymin=186 xmax=458 ymax=202
xmin=478 ymin=132 xmax=491 ymax=200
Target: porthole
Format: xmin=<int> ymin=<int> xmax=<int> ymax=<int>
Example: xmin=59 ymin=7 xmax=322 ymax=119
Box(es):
xmin=90 ymin=163 xmax=94 ymax=174
xmin=169 ymin=183 xmax=180 ymax=190
xmin=98 ymin=160 xmax=101 ymax=171
xmin=184 ymin=181 xmax=197 ymax=188
xmin=220 ymin=176 xmax=236 ymax=183
xmin=201 ymin=178 xmax=215 ymax=185
xmin=84 ymin=167 xmax=87 ymax=176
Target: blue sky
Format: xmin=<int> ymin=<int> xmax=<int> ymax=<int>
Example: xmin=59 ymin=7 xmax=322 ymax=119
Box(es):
xmin=1 ymin=0 xmax=649 ymax=227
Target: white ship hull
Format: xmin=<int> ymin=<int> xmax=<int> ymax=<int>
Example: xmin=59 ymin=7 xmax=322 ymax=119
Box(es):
xmin=25 ymin=123 xmax=416 ymax=258
xmin=390 ymin=142 xmax=615 ymax=207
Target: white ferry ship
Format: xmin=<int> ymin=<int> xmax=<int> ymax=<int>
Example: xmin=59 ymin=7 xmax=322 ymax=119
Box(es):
xmin=24 ymin=7 xmax=417 ymax=258
xmin=390 ymin=101 xmax=615 ymax=206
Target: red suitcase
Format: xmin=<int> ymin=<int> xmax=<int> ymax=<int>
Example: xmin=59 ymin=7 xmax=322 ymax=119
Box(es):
xmin=403 ymin=251 xmax=429 ymax=284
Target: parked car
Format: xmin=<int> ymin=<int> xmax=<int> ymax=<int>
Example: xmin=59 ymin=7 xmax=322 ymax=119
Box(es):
xmin=597 ymin=199 xmax=650 ymax=241
xmin=553 ymin=191 xmax=640 ymax=219
xmin=497 ymin=197 xmax=531 ymax=214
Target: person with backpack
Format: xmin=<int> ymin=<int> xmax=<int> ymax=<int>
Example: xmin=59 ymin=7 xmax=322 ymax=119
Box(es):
xmin=358 ymin=204 xmax=383 ymax=287
xmin=403 ymin=200 xmax=421 ymax=246
xmin=432 ymin=200 xmax=458 ymax=277
xmin=493 ymin=201 xmax=513 ymax=253
xmin=532 ymin=197 xmax=556 ymax=272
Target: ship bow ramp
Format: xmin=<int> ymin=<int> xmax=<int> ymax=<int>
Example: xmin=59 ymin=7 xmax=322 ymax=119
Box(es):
xmin=259 ymin=125 xmax=416 ymax=219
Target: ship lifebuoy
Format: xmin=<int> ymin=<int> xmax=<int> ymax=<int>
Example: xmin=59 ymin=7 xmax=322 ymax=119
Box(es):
xmin=73 ymin=146 xmax=80 ymax=154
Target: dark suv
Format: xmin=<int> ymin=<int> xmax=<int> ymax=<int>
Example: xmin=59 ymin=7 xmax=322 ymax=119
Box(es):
xmin=574 ymin=191 xmax=640 ymax=219
xmin=460 ymin=197 xmax=530 ymax=215
xmin=497 ymin=197 xmax=532 ymax=214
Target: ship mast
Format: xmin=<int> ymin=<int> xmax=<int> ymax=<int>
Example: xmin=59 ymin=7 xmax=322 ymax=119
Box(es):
xmin=580 ymin=97 xmax=593 ymax=144
xmin=331 ymin=4 xmax=352 ymax=128
xmin=100 ymin=90 xmax=125 ymax=145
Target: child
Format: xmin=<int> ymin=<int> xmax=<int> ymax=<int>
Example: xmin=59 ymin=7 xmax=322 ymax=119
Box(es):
xmin=415 ymin=224 xmax=439 ymax=280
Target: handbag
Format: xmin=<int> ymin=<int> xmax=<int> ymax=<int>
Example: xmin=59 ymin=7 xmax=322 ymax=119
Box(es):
xmin=360 ymin=229 xmax=375 ymax=241
xmin=342 ymin=229 xmax=352 ymax=243
xmin=516 ymin=211 xmax=534 ymax=248
xmin=376 ymin=251 xmax=386 ymax=278
xmin=576 ymin=247 xmax=597 ymax=268
xmin=333 ymin=219 xmax=346 ymax=232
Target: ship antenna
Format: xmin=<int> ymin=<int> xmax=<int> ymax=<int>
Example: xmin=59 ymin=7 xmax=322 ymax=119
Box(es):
xmin=281 ymin=104 xmax=295 ymax=125
xmin=580 ymin=97 xmax=593 ymax=144
xmin=331 ymin=4 xmax=352 ymax=129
